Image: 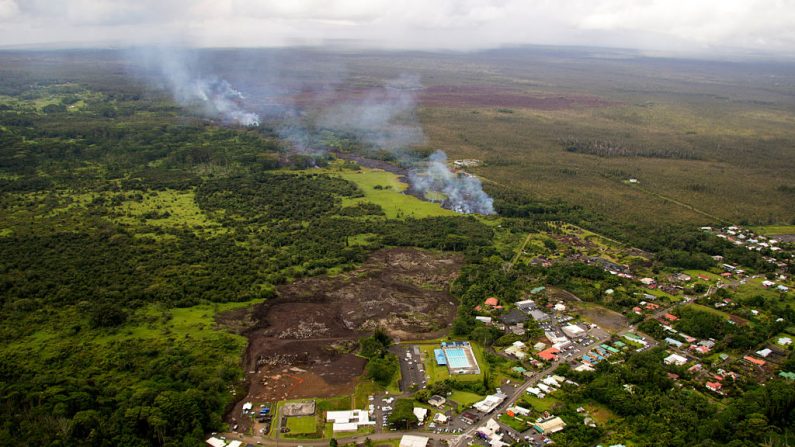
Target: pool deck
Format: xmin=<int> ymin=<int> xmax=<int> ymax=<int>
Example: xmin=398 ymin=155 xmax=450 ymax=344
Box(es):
xmin=442 ymin=344 xmax=481 ymax=375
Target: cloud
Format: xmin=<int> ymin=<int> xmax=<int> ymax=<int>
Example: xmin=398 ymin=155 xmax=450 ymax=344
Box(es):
xmin=1 ymin=0 xmax=794 ymax=56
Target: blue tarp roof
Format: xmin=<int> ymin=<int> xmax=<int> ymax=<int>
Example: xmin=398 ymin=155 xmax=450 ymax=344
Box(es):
xmin=434 ymin=349 xmax=447 ymax=365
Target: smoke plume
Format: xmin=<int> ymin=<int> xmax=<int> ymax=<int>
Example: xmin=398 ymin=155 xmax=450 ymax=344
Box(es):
xmin=174 ymin=77 xmax=260 ymax=126
xmin=317 ymin=74 xmax=425 ymax=150
xmin=409 ymin=150 xmax=495 ymax=215
xmin=131 ymin=47 xmax=260 ymax=126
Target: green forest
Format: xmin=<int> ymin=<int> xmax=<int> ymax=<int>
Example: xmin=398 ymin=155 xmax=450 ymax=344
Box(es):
xmin=1 ymin=54 xmax=794 ymax=447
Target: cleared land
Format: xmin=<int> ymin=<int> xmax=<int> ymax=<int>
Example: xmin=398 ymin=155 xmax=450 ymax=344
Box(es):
xmin=221 ymin=248 xmax=463 ymax=427
xmin=295 ymin=163 xmax=458 ymax=219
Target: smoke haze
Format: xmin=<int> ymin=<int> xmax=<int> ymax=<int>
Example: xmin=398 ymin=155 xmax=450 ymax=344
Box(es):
xmin=127 ymin=47 xmax=495 ymax=215
xmin=131 ymin=47 xmax=260 ymax=126
xmin=317 ymin=74 xmax=425 ymax=150
xmin=409 ymin=151 xmax=495 ymax=215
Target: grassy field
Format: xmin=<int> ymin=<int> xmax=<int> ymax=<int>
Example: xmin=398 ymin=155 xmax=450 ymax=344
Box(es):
xmin=521 ymin=394 xmax=561 ymax=413
xmin=110 ymin=189 xmax=228 ymax=236
xmin=449 ymin=390 xmax=484 ymax=411
xmin=499 ymin=412 xmax=531 ymax=431
xmin=585 ymin=402 xmax=620 ymax=425
xmin=750 ymin=225 xmax=795 ymax=236
xmin=685 ymin=303 xmax=732 ymax=319
xmin=354 ymin=380 xmax=384 ymax=408
xmin=732 ymin=277 xmax=786 ymax=302
xmin=5 ymin=298 xmax=262 ymax=352
xmin=294 ymin=163 xmax=457 ymax=219
xmin=286 ymin=416 xmax=317 ymax=435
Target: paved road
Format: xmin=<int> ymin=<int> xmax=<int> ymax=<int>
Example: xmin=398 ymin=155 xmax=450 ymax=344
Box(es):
xmin=223 ymin=430 xmax=457 ymax=447
xmin=450 ymin=332 xmax=613 ymax=447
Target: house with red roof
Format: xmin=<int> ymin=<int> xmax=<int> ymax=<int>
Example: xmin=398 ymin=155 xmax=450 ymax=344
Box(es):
xmin=705 ymin=382 xmax=722 ymax=392
xmin=691 ymin=345 xmax=710 ymax=355
xmin=744 ymin=355 xmax=766 ymax=366
xmin=538 ymin=347 xmax=560 ymax=361
xmin=663 ymin=313 xmax=679 ymax=322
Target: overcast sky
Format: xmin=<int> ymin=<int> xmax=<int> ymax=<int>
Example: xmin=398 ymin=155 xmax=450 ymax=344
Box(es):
xmin=2 ymin=0 xmax=794 ymax=57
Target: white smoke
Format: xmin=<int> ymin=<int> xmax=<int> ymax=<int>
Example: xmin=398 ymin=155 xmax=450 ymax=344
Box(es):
xmin=317 ymin=74 xmax=425 ymax=150
xmin=177 ymin=77 xmax=260 ymax=126
xmin=408 ymin=150 xmax=495 ymax=215
xmin=130 ymin=47 xmax=260 ymax=126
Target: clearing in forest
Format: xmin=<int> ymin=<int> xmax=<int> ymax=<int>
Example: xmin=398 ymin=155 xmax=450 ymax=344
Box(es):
xmin=219 ymin=248 xmax=463 ymax=429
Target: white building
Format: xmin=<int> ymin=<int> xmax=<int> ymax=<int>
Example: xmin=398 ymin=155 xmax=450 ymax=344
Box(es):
xmin=413 ymin=407 xmax=428 ymax=423
xmin=561 ymin=324 xmax=586 ymax=339
xmin=326 ymin=410 xmax=375 ymax=432
xmin=527 ymin=387 xmax=544 ymax=397
xmin=534 ymin=416 xmax=566 ymax=434
xmin=664 ymin=353 xmax=688 ymax=366
xmin=756 ymin=348 xmax=773 ymax=358
xmin=545 ymin=331 xmax=569 ymax=345
xmin=477 ymin=418 xmax=509 ymax=447
xmin=542 ymin=376 xmax=561 ymax=388
xmin=507 ymin=406 xmax=531 ymax=416
xmin=505 ymin=341 xmax=528 ymax=359
xmin=473 ymin=393 xmax=507 ymax=413
xmin=206 ymin=438 xmax=226 ymax=447
xmin=400 ymin=435 xmax=429 ymax=447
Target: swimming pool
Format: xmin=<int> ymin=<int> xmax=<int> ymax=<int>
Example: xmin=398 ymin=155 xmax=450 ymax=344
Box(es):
xmin=444 ymin=348 xmax=472 ymax=369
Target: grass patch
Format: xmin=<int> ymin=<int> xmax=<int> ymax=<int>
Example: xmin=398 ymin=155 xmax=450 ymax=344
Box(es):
xmin=684 ymin=303 xmax=731 ymax=319
xmin=293 ymin=163 xmax=457 ymax=219
xmin=521 ymin=395 xmax=560 ymax=413
xmin=449 ymin=390 xmax=484 ymax=411
xmin=354 ymin=380 xmax=384 ymax=408
xmin=750 ymin=225 xmax=795 ymax=236
xmin=499 ymin=413 xmax=531 ymax=432
xmin=111 ymin=189 xmax=227 ymax=236
xmin=585 ymin=402 xmax=619 ymax=425
xmin=286 ymin=416 xmax=317 ymax=435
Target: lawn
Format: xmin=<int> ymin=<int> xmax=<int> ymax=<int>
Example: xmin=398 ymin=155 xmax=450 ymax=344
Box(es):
xmin=286 ymin=416 xmax=317 ymax=435
xmin=449 ymin=390 xmax=484 ymax=411
xmin=733 ymin=277 xmax=786 ymax=302
xmin=316 ymin=395 xmax=353 ymax=412
xmin=684 ymin=270 xmax=721 ymax=282
xmin=323 ymin=423 xmax=374 ymax=439
xmin=521 ymin=395 xmax=561 ymax=413
xmin=354 ymin=380 xmax=384 ymax=408
xmin=498 ymin=413 xmax=530 ymax=432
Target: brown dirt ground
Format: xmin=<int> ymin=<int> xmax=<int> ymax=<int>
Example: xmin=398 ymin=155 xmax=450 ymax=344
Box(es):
xmin=222 ymin=248 xmax=462 ymax=426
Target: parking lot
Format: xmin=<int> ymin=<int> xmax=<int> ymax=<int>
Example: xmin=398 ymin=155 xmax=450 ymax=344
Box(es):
xmin=392 ymin=345 xmax=427 ymax=392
